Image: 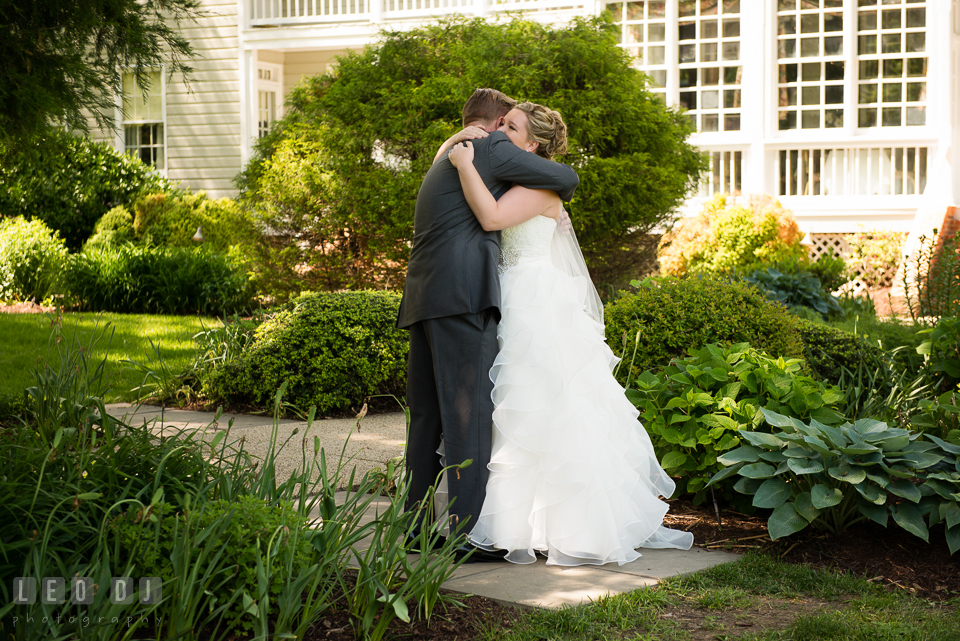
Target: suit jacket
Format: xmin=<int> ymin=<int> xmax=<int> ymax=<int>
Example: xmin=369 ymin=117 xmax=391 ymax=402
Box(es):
xmin=397 ymin=131 xmax=579 ymax=329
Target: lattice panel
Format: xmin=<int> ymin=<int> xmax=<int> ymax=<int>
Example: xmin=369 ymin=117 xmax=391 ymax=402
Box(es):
xmin=809 ymin=233 xmax=897 ymax=295
xmin=808 ymin=233 xmax=849 ymax=261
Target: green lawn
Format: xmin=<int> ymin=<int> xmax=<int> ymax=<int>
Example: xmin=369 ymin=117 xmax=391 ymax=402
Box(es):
xmin=0 ymin=312 xmax=217 ymax=402
xmin=486 ymin=554 xmax=960 ymax=640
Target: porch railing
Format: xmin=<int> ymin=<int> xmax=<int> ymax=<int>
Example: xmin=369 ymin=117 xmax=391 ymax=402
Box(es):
xmin=249 ymin=0 xmax=588 ymax=26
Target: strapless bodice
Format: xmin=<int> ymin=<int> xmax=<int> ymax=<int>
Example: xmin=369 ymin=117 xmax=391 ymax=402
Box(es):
xmin=498 ymin=216 xmax=556 ymax=274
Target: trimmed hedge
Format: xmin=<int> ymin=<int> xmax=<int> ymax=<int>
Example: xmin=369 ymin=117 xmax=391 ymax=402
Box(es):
xmin=794 ymin=319 xmax=886 ymax=386
xmin=203 ymin=291 xmax=408 ymax=416
xmin=605 ymin=275 xmax=804 ymax=383
xmin=65 ymin=245 xmax=253 ymax=315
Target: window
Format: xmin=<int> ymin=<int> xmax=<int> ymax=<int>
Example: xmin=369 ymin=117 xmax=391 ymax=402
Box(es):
xmin=121 ymin=70 xmax=164 ymax=168
xmin=257 ymin=64 xmax=282 ymax=138
xmin=777 ymin=0 xmax=845 ymax=131
xmin=607 ymin=1 xmax=668 ymax=95
xmin=677 ymin=0 xmax=742 ymax=132
xmin=856 ymin=0 xmax=927 ymax=127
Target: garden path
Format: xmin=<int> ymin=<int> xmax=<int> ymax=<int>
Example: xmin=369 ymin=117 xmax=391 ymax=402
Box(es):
xmin=105 ymin=403 xmax=739 ymax=609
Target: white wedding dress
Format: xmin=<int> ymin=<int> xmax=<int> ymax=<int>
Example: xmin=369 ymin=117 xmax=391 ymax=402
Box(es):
xmin=465 ymin=214 xmax=694 ymax=566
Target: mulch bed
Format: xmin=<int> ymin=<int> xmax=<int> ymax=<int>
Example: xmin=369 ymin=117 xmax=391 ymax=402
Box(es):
xmin=0 ymin=302 xmax=58 ymax=314
xmin=663 ymin=499 xmax=960 ymax=600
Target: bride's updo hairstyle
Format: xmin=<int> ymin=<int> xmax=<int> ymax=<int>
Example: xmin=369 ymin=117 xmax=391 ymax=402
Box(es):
xmin=516 ymin=102 xmax=568 ymax=160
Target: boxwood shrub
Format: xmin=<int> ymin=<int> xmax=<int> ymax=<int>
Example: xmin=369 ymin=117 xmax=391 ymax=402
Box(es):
xmin=203 ymin=291 xmax=408 ymax=416
xmin=0 ymin=216 xmax=68 ymax=302
xmin=605 ymin=275 xmax=804 ymax=384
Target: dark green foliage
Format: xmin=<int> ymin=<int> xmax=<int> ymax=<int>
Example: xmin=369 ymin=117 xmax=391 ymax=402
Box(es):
xmin=918 ymin=317 xmax=960 ymax=394
xmin=798 ymin=319 xmax=927 ymax=425
xmin=112 ymin=497 xmax=314 ymax=633
xmin=912 ymin=390 xmax=960 ymax=441
xmin=0 ymin=127 xmax=172 ymax=250
xmin=0 ymin=0 xmax=199 ymax=141
xmin=604 ymin=275 xmax=804 ymax=383
xmin=795 ymin=319 xmax=885 ymax=386
xmin=751 ymin=253 xmax=850 ymax=294
xmin=203 ymin=291 xmax=408 ymax=416
xmin=627 ymin=343 xmax=844 ymax=504
xmin=64 ymin=245 xmax=253 ymax=315
xmin=745 ymin=268 xmax=843 ymax=319
xmin=240 ymin=16 xmax=706 ymax=293
xmin=708 ymin=409 xmax=960 ymax=553
xmin=0 ymin=216 xmax=68 ymax=302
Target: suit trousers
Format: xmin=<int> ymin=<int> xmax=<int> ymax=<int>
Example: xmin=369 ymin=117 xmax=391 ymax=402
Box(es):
xmin=404 ymin=310 xmax=498 ymax=533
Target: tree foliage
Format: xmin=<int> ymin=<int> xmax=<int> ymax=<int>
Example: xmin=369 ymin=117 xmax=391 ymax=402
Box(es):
xmin=0 ymin=0 xmax=200 ymax=142
xmin=239 ymin=16 xmax=707 ymax=292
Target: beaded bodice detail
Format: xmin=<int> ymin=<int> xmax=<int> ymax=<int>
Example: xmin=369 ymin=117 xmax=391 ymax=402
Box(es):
xmin=498 ymin=216 xmax=556 ymax=274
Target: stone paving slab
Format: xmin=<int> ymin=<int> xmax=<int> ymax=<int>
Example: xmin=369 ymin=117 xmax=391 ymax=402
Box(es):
xmin=330 ymin=491 xmax=738 ymax=609
xmin=104 ymin=403 xmax=407 ymax=484
xmin=104 ymin=403 xmax=740 ymax=610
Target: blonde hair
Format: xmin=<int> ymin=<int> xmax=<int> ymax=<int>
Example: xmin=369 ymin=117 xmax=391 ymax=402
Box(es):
xmin=515 ymin=102 xmax=568 ymax=159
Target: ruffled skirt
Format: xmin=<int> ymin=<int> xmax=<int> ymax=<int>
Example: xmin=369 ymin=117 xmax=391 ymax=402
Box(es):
xmin=468 ymin=257 xmax=693 ymax=566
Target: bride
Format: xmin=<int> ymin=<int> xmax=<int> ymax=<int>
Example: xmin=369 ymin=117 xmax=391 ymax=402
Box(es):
xmin=443 ymin=102 xmax=694 ymax=566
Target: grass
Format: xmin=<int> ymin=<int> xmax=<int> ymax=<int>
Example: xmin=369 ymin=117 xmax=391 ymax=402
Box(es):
xmin=0 ymin=311 xmax=214 ymax=402
xmin=481 ymin=554 xmax=960 ymax=641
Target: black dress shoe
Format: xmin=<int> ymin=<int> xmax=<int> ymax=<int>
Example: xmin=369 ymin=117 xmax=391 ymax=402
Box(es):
xmin=453 ymin=543 xmax=507 ymax=563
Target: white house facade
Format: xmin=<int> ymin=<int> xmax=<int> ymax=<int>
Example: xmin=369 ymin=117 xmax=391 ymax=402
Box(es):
xmin=90 ymin=0 xmax=960 ymax=258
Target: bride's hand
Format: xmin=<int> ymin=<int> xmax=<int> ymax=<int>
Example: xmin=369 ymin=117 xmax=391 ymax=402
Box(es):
xmin=448 ymin=141 xmax=475 ymax=168
xmin=450 ymin=126 xmax=488 ymax=145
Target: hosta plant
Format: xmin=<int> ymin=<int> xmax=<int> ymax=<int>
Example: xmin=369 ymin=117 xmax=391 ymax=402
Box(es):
xmin=707 ymin=409 xmax=960 ymax=553
xmin=627 ymin=343 xmax=844 ymax=502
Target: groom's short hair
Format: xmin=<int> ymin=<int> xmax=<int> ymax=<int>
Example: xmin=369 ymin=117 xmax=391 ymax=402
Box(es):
xmin=462 ymin=88 xmax=517 ymax=127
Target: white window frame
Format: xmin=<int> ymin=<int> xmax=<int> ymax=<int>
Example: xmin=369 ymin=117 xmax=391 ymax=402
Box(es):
xmin=257 ymin=61 xmax=283 ymax=138
xmin=116 ymin=67 xmax=167 ymax=174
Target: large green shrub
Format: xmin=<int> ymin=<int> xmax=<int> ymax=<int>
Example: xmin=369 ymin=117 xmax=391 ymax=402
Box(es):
xmin=628 ymin=343 xmax=844 ymax=503
xmin=605 ymin=275 xmax=803 ymax=383
xmin=240 ymin=15 xmax=706 ymax=293
xmin=0 ymin=127 xmax=172 ymax=250
xmin=658 ymin=195 xmax=806 ymax=277
xmin=0 ymin=216 xmax=68 ymax=302
xmin=87 ymin=192 xmax=258 ymax=253
xmin=204 ymin=291 xmax=408 ymax=415
xmin=64 ymin=245 xmax=253 ymax=315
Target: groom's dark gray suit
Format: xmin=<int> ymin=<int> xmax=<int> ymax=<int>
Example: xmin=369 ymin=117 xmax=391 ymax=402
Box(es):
xmin=398 ymin=130 xmax=579 ymax=531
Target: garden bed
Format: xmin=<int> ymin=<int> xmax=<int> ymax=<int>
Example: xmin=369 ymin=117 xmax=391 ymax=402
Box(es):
xmin=665 ymin=499 xmax=960 ymax=601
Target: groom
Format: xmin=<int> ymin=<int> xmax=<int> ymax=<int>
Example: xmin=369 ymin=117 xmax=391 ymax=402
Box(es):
xmin=397 ymin=89 xmax=579 ymax=554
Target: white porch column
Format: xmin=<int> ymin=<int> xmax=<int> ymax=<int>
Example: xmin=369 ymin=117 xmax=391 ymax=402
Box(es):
xmin=239 ymin=48 xmax=256 ymax=166
xmin=370 ymin=0 xmax=383 ymax=24
xmin=475 ymin=0 xmax=490 ymax=17
xmin=740 ymin=0 xmax=769 ymax=195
